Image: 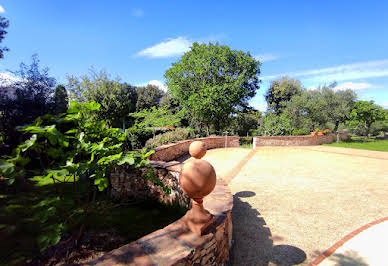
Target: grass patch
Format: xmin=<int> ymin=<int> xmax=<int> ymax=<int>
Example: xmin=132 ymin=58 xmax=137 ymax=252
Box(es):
xmin=0 ymin=178 xmax=186 ymax=265
xmin=240 ymin=143 xmax=253 ymax=148
xmin=323 ymin=136 xmax=388 ymax=152
xmin=239 ymin=137 xmax=253 ymax=148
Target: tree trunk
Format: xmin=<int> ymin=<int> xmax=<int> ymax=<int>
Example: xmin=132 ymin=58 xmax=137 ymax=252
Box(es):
xmin=333 ymin=121 xmax=339 ymax=133
xmin=365 ymin=121 xmax=370 ymax=139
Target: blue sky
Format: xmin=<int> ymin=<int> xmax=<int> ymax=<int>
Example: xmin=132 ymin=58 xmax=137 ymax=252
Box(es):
xmin=1 ymin=0 xmax=388 ymax=111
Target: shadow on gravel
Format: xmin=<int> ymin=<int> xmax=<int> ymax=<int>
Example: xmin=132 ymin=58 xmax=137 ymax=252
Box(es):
xmin=312 ymin=250 xmax=369 ymax=266
xmin=230 ymin=191 xmax=306 ymax=266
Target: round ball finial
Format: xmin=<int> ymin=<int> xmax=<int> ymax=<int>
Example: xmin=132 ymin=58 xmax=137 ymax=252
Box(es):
xmin=180 ymin=159 xmax=216 ymax=199
xmin=189 ymin=141 xmax=207 ymax=159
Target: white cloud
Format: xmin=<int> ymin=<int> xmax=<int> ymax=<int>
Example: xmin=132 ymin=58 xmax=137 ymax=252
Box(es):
xmin=0 ymin=72 xmax=19 ymax=98
xmin=136 ymin=37 xmax=192 ymax=58
xmin=254 ymin=54 xmax=279 ymax=63
xmin=250 ymin=101 xmax=267 ymax=112
xmin=377 ymin=101 xmax=388 ymax=109
xmin=307 ymin=82 xmax=377 ymax=91
xmin=0 ymin=5 xmax=5 ymax=13
xmin=131 ymin=8 xmax=144 ymax=17
xmin=262 ymin=59 xmax=388 ymax=83
xmin=148 ymin=80 xmax=168 ymax=92
xmin=333 ymin=82 xmax=374 ymax=91
xmin=0 ymin=72 xmax=19 ymax=84
xmin=135 ymin=80 xmax=168 ymax=92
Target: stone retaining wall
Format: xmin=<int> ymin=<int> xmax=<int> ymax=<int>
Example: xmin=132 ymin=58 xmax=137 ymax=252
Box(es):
xmin=253 ymin=133 xmax=349 ymax=146
xmin=90 ymin=137 xmax=236 ymax=265
xmin=110 ymin=161 xmax=190 ymax=207
xmin=149 ymin=136 xmax=239 ymax=162
xmin=88 ymin=179 xmax=233 ymax=265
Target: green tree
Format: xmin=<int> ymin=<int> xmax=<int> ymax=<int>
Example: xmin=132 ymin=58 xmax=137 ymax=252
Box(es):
xmin=0 ymin=54 xmax=56 ymax=149
xmin=52 ymin=85 xmax=68 ymax=115
xmin=320 ymin=86 xmax=356 ymax=132
xmin=66 ymin=69 xmax=137 ymax=128
xmin=165 ymin=42 xmax=260 ymax=134
xmin=257 ymin=112 xmax=293 ymax=136
xmin=0 ymin=16 xmax=9 ymax=59
xmin=349 ymin=101 xmax=386 ymax=138
xmin=227 ymin=110 xmax=261 ymax=136
xmin=284 ymin=89 xmax=328 ymax=131
xmin=130 ymin=106 xmax=184 ymax=129
xmin=136 ymin=84 xmax=165 ymax=111
xmin=265 ymin=76 xmax=303 ymax=114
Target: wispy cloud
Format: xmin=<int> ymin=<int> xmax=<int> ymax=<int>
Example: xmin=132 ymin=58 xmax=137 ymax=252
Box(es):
xmin=378 ymin=101 xmax=388 ymax=108
xmin=131 ymin=8 xmax=144 ymax=17
xmin=135 ymin=35 xmax=225 ymax=58
xmin=254 ymin=53 xmax=280 ymax=63
xmin=262 ymin=59 xmax=388 ymax=83
xmin=136 ymin=37 xmax=192 ymax=58
xmin=0 ymin=5 xmax=5 ymax=13
xmin=333 ymin=82 xmax=375 ymax=91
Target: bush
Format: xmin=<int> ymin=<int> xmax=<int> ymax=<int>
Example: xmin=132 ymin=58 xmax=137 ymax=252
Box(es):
xmin=239 ymin=137 xmax=253 ymax=146
xmin=257 ymin=112 xmax=293 ymax=136
xmin=291 ymin=129 xmax=310 ymax=136
xmin=125 ymin=126 xmax=153 ymax=150
xmin=145 ymin=128 xmax=194 ymax=149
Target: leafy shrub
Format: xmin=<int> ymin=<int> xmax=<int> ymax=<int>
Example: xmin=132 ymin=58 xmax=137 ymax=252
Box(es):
xmin=0 ymin=102 xmax=163 ymax=252
xmin=125 ymin=125 xmax=153 ymax=150
xmin=292 ymin=129 xmax=310 ymax=136
xmin=256 ymin=112 xmax=293 ymax=136
xmin=145 ymin=128 xmax=194 ymax=149
xmin=239 ymin=137 xmax=253 ymax=146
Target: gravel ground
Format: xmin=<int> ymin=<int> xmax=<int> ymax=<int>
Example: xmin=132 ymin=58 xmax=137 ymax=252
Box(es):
xmin=195 ymin=146 xmax=388 ymax=265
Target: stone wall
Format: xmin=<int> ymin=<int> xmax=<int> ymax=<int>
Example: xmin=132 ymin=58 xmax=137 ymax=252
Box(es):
xmin=149 ymin=136 xmax=239 ymax=162
xmin=88 ymin=179 xmax=233 ymax=266
xmin=253 ymin=133 xmax=349 ymax=146
xmin=110 ymin=161 xmax=190 ymax=207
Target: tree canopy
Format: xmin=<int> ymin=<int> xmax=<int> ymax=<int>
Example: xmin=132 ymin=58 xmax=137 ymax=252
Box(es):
xmin=165 ymin=42 xmax=260 ymax=133
xmin=136 ymin=84 xmax=165 ymax=111
xmin=0 ymin=16 xmax=9 ymax=59
xmin=0 ymin=54 xmax=56 ymax=148
xmin=320 ymin=86 xmax=356 ymax=132
xmin=349 ymin=100 xmax=386 ymax=137
xmin=52 ymin=85 xmax=69 ymax=115
xmin=265 ymin=76 xmax=303 ymax=114
xmin=66 ymin=69 xmax=137 ymax=128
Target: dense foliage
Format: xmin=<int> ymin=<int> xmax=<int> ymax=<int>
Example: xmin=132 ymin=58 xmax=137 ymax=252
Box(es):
xmin=145 ymin=127 xmax=194 ymax=149
xmin=0 ymin=102 xmax=160 ymax=251
xmin=0 ymin=15 xmax=9 ymax=59
xmin=226 ymin=110 xmax=261 ymax=136
xmin=265 ymin=76 xmax=302 ymax=114
xmin=258 ymin=81 xmax=359 ymax=136
xmin=165 ymin=42 xmax=261 ymax=134
xmin=67 ymin=69 xmax=137 ymax=128
xmin=348 ymin=101 xmax=386 ymax=137
xmin=136 ymin=84 xmax=165 ymax=111
xmin=0 ymin=55 xmax=57 ymax=149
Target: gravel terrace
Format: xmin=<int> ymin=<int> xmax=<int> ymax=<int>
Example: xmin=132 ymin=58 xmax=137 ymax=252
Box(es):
xmin=185 ymin=146 xmax=388 ymax=265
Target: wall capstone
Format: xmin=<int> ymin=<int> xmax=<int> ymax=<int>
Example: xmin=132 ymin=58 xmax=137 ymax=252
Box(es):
xmin=253 ymin=133 xmax=349 ymax=146
xmin=87 ymin=179 xmax=233 ymax=266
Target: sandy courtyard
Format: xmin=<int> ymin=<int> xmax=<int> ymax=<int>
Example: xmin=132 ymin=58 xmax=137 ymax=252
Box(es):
xmin=189 ymin=146 xmax=388 ymax=265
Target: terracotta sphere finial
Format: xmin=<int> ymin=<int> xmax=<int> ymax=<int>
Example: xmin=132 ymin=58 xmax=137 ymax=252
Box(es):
xmin=179 ymin=141 xmax=216 ymax=235
xmin=189 ymin=141 xmax=207 ymax=159
xmin=180 ymin=159 xmax=216 ymax=199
